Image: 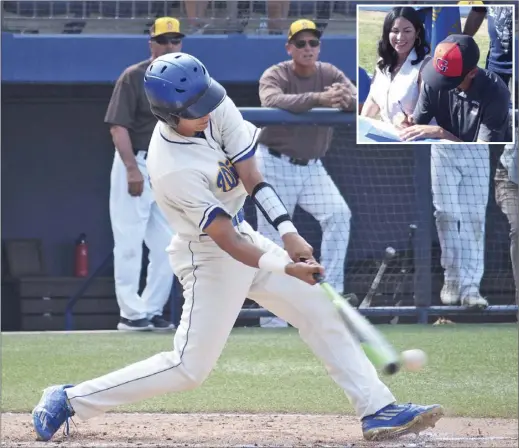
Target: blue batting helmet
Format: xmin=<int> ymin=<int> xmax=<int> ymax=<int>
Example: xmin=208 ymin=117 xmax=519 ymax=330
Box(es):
xmin=144 ymin=52 xmax=226 ymax=126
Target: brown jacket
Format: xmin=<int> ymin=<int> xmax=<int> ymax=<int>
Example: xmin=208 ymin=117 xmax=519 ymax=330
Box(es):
xmin=258 ymin=61 xmax=349 ymax=159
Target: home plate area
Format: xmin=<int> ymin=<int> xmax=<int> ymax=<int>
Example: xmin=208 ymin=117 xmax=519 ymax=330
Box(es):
xmin=3 ymin=413 xmax=518 ymax=447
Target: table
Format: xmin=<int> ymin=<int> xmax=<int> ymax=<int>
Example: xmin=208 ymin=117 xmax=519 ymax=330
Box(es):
xmin=357 ymin=116 xmax=450 ymax=144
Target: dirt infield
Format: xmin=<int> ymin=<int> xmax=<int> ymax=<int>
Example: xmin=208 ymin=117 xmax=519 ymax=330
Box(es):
xmin=3 ymin=413 xmax=518 ymax=447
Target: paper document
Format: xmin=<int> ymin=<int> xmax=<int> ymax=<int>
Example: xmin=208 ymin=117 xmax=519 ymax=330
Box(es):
xmin=358 ymin=116 xmax=402 ymax=142
xmin=357 ymin=116 xmax=452 ymax=143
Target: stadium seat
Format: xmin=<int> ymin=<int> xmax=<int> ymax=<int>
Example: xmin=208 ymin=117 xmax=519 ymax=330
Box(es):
xmin=5 ymin=1 xmax=34 ymax=17
xmin=99 ymin=2 xmax=131 ymax=18
xmin=63 ymin=21 xmax=86 ymax=34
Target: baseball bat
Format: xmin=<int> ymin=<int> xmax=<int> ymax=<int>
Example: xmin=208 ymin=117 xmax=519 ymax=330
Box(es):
xmin=313 ymin=273 xmax=401 ymax=375
xmin=390 ymin=225 xmax=417 ymax=325
xmin=358 ymin=246 xmax=397 ymax=309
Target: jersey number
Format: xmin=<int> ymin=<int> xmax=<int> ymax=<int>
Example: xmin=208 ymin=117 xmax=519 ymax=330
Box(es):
xmin=216 ymin=160 xmax=239 ymax=192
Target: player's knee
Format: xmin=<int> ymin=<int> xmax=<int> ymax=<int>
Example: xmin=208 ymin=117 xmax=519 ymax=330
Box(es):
xmin=180 ymin=365 xmax=211 ymax=390
xmin=337 ymin=203 xmax=352 ymax=220
xmin=298 ymin=296 xmax=342 ymax=333
xmin=434 ymin=209 xmax=458 ymax=227
xmin=464 ymin=210 xmax=486 ymax=231
xmin=162 ymin=359 xmax=211 ymax=391
xmin=114 ymin=246 xmax=140 ymax=261
xmin=153 ymin=254 xmax=174 ymax=275
xmin=173 ymin=352 xmax=214 ymax=390
xmin=325 ymin=203 xmax=351 ymax=226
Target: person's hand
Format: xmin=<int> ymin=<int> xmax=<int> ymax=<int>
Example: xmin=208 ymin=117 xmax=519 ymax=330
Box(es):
xmin=126 ymin=166 xmax=144 ymax=197
xmin=282 ymin=233 xmax=314 ymax=262
xmin=326 ymin=79 xmax=357 ymax=96
xmin=399 ymin=125 xmax=443 ymax=142
xmin=393 ymin=112 xmax=414 ymax=129
xmin=324 ymin=83 xmax=356 ymax=110
xmin=318 ymin=88 xmax=342 ymax=108
xmin=285 ymin=259 xmax=324 ymax=285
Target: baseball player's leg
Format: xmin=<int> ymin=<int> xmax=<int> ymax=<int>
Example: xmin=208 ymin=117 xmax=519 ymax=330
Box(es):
xmin=431 ymin=145 xmax=462 ymax=304
xmin=244 ymin=223 xmax=393 ymax=418
xmin=457 ymin=145 xmax=489 ymax=306
xmin=63 ymin=240 xmax=256 ymax=421
xmin=495 ymin=176 xmax=518 ymax=308
xmin=298 ymin=161 xmax=351 ymax=293
xmin=255 ymin=144 xmax=300 ymax=246
xmin=142 ymin=200 xmax=175 ymax=327
xmin=110 ymin=151 xmax=151 ymax=327
xmin=246 ymin=225 xmax=444 ymax=439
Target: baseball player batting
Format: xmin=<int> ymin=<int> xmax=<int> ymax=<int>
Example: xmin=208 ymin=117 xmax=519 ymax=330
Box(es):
xmin=32 ymin=53 xmax=443 ymax=443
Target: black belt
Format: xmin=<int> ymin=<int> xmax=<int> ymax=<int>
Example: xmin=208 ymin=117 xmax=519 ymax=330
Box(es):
xmin=268 ymin=149 xmax=314 ymax=166
xmin=133 ymin=148 xmax=147 ymax=159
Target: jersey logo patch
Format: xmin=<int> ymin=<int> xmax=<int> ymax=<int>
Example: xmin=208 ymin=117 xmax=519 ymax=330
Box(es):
xmin=216 ymin=159 xmax=239 ymax=192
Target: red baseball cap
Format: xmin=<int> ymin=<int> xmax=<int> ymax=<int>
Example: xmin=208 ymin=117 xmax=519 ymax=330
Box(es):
xmin=422 ymin=34 xmax=480 ymax=91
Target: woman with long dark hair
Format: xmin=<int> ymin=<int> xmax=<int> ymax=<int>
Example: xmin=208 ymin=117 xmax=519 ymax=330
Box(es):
xmin=361 ymin=7 xmax=431 ymax=124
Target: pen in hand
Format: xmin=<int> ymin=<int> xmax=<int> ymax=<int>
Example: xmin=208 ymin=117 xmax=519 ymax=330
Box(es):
xmin=398 ymin=101 xmax=408 ymax=120
xmin=396 ymin=101 xmax=415 ymax=130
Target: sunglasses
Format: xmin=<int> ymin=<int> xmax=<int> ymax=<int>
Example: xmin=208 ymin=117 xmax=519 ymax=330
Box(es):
xmin=293 ymin=39 xmax=320 ymax=49
xmin=153 ymin=35 xmax=182 ymax=45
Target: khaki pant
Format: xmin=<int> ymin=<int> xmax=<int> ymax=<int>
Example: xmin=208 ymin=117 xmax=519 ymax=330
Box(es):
xmin=495 ymin=169 xmax=519 ymax=309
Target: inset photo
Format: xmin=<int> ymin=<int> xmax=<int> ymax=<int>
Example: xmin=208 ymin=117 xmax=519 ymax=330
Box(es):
xmin=356 ymin=3 xmax=515 ymax=144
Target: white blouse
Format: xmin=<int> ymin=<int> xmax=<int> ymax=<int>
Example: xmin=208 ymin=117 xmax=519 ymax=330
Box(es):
xmin=370 ymin=49 xmax=428 ymax=124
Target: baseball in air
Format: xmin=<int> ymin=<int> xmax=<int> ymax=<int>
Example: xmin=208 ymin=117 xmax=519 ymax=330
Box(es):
xmin=401 ymin=349 xmax=427 ymax=372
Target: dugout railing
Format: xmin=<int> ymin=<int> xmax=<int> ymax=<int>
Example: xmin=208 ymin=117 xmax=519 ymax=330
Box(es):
xmin=64 ymin=108 xmax=518 ymax=330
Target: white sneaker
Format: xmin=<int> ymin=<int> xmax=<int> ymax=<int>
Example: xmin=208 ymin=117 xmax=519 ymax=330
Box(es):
xmin=440 ymin=281 xmax=460 ymax=305
xmin=461 ymin=293 xmax=488 ymax=309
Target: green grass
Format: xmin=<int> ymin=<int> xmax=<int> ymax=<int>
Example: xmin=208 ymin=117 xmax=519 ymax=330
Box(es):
xmin=358 ymin=10 xmax=490 ymax=73
xmin=2 ymin=325 xmax=517 ymax=418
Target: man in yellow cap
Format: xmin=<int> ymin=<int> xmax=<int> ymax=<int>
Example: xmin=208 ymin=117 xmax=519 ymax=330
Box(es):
xmin=103 ymin=17 xmax=184 ymax=332
xmin=256 ymin=19 xmax=358 ymax=320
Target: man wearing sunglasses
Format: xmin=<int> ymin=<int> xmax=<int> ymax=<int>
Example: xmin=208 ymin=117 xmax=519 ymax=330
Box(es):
xmin=104 ymin=17 xmax=184 ymax=332
xmin=257 ymin=19 xmax=358 ymax=316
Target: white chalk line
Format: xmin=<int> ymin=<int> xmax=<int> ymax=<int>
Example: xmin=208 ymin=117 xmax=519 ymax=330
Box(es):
xmin=434 ymin=436 xmax=515 ymax=441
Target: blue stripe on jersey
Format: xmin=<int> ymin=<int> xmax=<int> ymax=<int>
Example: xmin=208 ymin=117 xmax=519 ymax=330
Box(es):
xmin=200 ymin=206 xmax=230 ymax=230
xmin=229 ymin=127 xmax=260 ymax=163
xmin=200 ymin=208 xmax=245 ymax=235
xmin=233 ymin=148 xmax=256 ymax=164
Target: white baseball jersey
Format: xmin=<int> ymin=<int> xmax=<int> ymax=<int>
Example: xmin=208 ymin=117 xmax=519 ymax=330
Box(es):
xmin=146 ymin=96 xmax=260 ymax=239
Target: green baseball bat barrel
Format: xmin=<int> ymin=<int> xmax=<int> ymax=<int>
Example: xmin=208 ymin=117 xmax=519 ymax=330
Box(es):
xmin=314 ymin=273 xmax=401 ymax=375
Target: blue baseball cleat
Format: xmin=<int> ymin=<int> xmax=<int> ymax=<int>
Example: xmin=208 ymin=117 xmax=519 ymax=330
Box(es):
xmin=32 ymin=385 xmax=75 ymax=441
xmin=362 ymin=403 xmax=444 ymax=441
